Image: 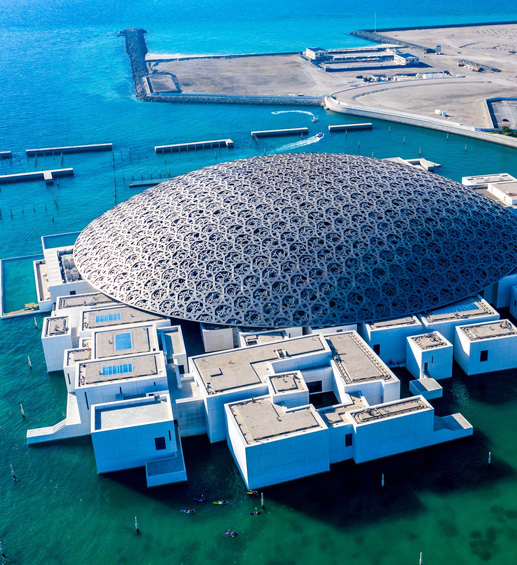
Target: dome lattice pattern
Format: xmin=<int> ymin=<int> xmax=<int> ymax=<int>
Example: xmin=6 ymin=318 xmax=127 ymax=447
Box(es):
xmin=74 ymin=153 xmax=517 ymax=327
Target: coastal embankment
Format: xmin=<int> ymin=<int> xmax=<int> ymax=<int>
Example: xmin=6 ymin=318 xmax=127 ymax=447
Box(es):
xmin=118 ymin=28 xmax=149 ymax=100
xmin=119 ymin=28 xmax=322 ymax=106
xmin=324 ymin=96 xmax=517 ymax=148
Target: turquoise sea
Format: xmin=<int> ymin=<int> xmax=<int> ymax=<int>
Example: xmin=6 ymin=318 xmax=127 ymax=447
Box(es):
xmin=1 ymin=1 xmax=517 ymax=563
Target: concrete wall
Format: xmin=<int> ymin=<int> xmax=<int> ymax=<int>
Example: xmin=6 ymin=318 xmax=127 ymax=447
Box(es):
xmin=360 ymin=319 xmax=422 ymax=366
xmin=324 ymin=96 xmax=517 ymax=148
xmin=92 ymin=418 xmax=176 ymax=474
xmin=406 ymin=336 xmax=453 ymax=380
xmin=230 ymin=426 xmax=330 ymax=489
xmin=420 ymin=312 xmax=500 ymax=343
xmin=42 ymin=329 xmax=73 ymax=372
xmin=352 ymin=403 xmax=435 ymax=463
xmin=203 ymin=385 xmax=269 ymax=443
xmin=201 ymin=324 xmax=234 ymax=353
xmin=454 ymin=327 xmax=517 ymax=375
xmin=327 ymin=422 xmax=355 ymax=464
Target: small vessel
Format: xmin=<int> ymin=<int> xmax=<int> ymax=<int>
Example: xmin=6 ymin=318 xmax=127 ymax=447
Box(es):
xmin=193 ymin=495 xmax=208 ymax=503
xmin=316 ymin=132 xmax=324 ymax=138
xmin=224 ymin=530 xmax=238 ymax=537
xmin=213 ymin=500 xmax=229 ymax=505
xmin=181 ymin=509 xmax=196 ymax=514
xmin=312 ymin=116 xmax=319 ymax=122
xmin=250 ymin=510 xmax=261 ymax=516
xmin=246 ymin=490 xmax=259 ymax=496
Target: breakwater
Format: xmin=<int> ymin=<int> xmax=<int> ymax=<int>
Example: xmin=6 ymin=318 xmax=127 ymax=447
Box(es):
xmin=251 ymin=127 xmax=308 ymax=138
xmin=351 ymin=29 xmax=434 ymax=53
xmin=324 ymin=96 xmax=517 ymax=148
xmin=328 ymin=123 xmax=372 ymax=132
xmin=155 ymin=138 xmax=234 ymax=152
xmin=26 ymin=143 xmax=113 ymax=156
xmin=118 ymin=28 xmax=149 ymax=100
xmin=0 ymin=168 xmax=74 ymax=185
xmin=121 ymin=28 xmax=322 ymax=107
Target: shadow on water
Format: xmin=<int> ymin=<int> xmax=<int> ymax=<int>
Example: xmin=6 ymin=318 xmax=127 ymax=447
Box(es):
xmin=105 ymin=426 xmax=515 ymax=531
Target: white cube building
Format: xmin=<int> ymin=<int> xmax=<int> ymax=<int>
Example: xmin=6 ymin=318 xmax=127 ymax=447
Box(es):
xmin=406 ymin=332 xmax=453 ymax=380
xmin=419 ymin=296 xmax=499 ymax=343
xmin=226 ymin=397 xmax=329 ymax=489
xmin=454 ymin=319 xmax=517 ymax=375
xmin=360 ymin=316 xmax=422 ymax=366
xmin=91 ymin=392 xmax=187 ymax=486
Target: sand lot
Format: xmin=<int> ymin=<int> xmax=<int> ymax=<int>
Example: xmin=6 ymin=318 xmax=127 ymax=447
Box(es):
xmin=146 ymin=24 xmax=517 ymax=128
xmin=149 ymin=54 xmax=351 ymax=96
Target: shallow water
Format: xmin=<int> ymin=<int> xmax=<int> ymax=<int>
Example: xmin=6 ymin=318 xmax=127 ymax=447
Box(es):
xmin=1 ymin=1 xmax=517 ymax=563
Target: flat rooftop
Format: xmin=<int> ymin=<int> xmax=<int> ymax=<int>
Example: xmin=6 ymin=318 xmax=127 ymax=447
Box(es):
xmin=410 ymin=332 xmax=449 ymax=350
xmin=78 ymin=352 xmax=161 ymax=386
xmin=162 ymin=327 xmax=185 ymax=357
xmin=489 ymin=181 xmax=517 ymax=196
xmin=243 ymin=331 xmax=286 ymax=346
xmin=351 ymin=397 xmax=429 ymax=425
xmin=460 ymin=320 xmax=517 ymax=341
xmin=326 ymin=332 xmax=396 ymax=384
xmin=229 ymin=398 xmax=323 ymax=445
xmin=319 ymin=394 xmax=366 ymax=427
xmin=421 ymin=296 xmax=497 ymax=324
xmin=58 ymin=249 xmax=82 ymax=283
xmin=193 ymin=335 xmax=326 ymax=395
xmin=94 ymin=394 xmax=171 ymax=431
xmin=94 ymin=325 xmax=156 ymax=359
xmin=57 ymin=292 xmax=116 ymax=310
xmin=269 ymin=372 xmax=307 ymax=394
xmin=66 ymin=347 xmax=91 ymax=366
xmin=463 ymin=173 xmax=516 ymax=186
xmin=45 ymin=316 xmax=69 ymax=337
xmin=369 ymin=316 xmax=419 ymax=330
xmin=82 ymin=305 xmax=165 ymax=331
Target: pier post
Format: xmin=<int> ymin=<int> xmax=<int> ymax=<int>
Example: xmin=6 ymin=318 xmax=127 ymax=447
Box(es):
xmin=488 ymin=451 xmax=491 ymax=466
xmin=27 ymin=356 xmax=32 ymax=369
xmin=135 ymin=516 xmax=140 ymax=534
xmin=261 ymin=492 xmax=265 ymax=509
xmin=20 ymin=404 xmax=25 ymax=419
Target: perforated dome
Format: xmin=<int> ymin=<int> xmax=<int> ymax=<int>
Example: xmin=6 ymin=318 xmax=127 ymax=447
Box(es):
xmin=74 ymin=153 xmax=517 ymax=327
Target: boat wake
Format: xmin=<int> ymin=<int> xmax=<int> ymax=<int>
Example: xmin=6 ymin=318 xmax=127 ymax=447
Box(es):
xmin=271 ymin=110 xmax=315 ymax=118
xmin=275 ymin=133 xmax=324 ymax=153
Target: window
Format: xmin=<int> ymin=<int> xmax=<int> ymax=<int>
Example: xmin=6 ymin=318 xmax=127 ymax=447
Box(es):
xmin=155 ymin=437 xmax=166 ymax=450
xmin=373 ymin=344 xmax=380 ymax=354
xmin=480 ymin=350 xmax=488 ymax=362
xmin=70 ymin=290 xmax=76 ymax=295
xmin=345 ymin=434 xmax=353 ymax=447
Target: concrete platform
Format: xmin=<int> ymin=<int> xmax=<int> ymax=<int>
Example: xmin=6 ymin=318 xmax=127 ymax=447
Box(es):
xmin=0 ymin=168 xmax=74 ymax=185
xmin=409 ymin=377 xmax=443 ymax=400
xmin=328 ymin=123 xmax=372 ymax=132
xmin=155 ymin=139 xmax=233 ymax=153
xmin=251 ymin=127 xmax=308 ymax=138
xmin=26 ymin=143 xmax=112 ymax=156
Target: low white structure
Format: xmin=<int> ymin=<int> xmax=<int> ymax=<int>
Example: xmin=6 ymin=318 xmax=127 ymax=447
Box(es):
xmin=360 ymin=316 xmax=422 ymax=366
xmin=406 ymin=332 xmax=453 ymax=380
xmin=42 ymin=316 xmax=72 ymax=371
xmin=91 ymin=392 xmax=187 ymax=486
xmin=226 ymin=397 xmax=329 ymax=489
xmin=419 ymin=296 xmax=499 ymax=343
xmin=485 ymin=270 xmax=517 ymax=309
xmin=454 ymin=319 xmax=517 ymax=375
xmin=200 ymin=323 xmax=235 ymax=353
xmin=409 ymin=378 xmax=443 ymax=400
xmin=191 ymin=331 xmax=400 ymax=443
xmin=34 ymin=246 xmax=96 ymax=311
xmin=487 ymin=181 xmax=517 ymax=206
xmin=462 ymin=173 xmax=516 ymax=188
